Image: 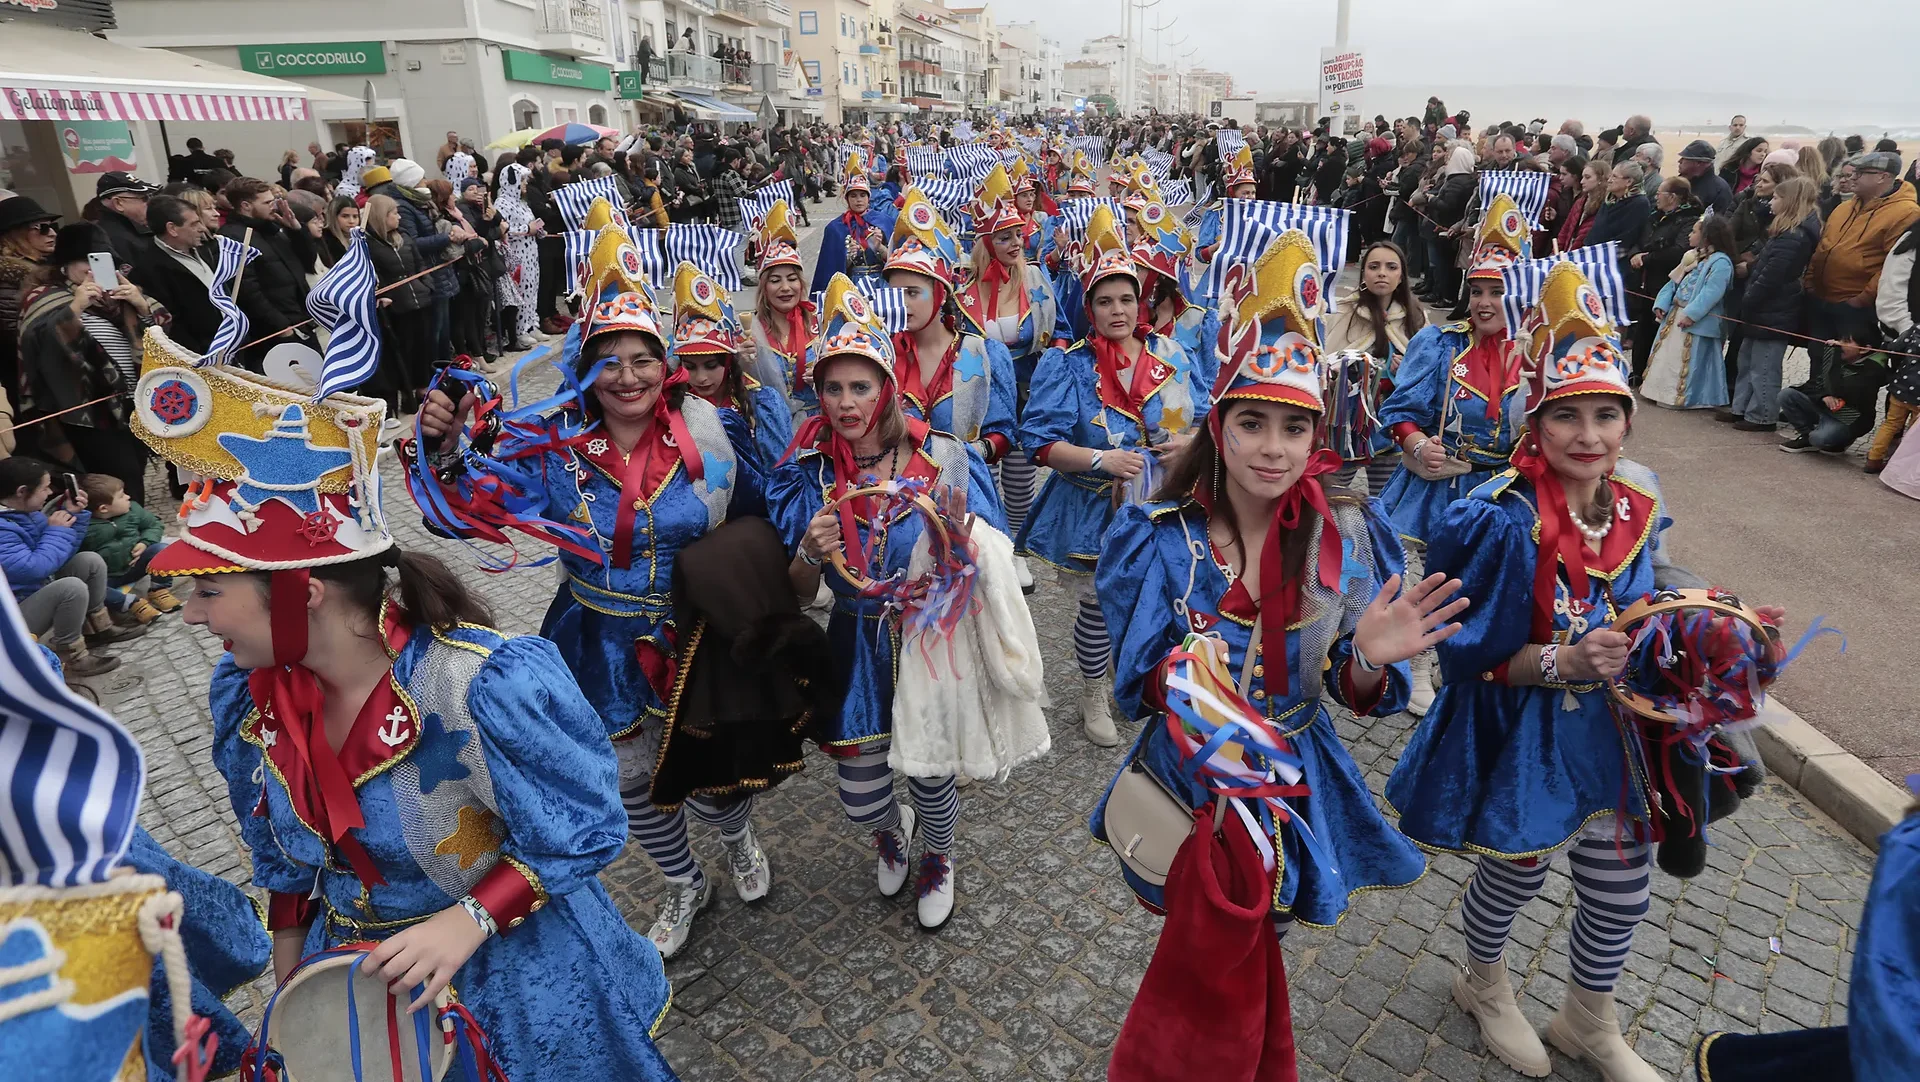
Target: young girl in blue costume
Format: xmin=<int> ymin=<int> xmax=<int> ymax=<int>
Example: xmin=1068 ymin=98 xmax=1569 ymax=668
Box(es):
xmin=1018 ymin=205 xmax=1209 ymax=748
xmin=670 ymin=261 xmax=795 ymax=470
xmin=749 ymin=201 xmax=823 ymax=426
xmin=416 ymin=225 xmax=770 ymax=962
xmin=769 ymin=273 xmax=1005 ymax=931
xmin=1374 ymin=193 xmax=1533 ymax=717
xmin=1010 ymin=158 xmax=1058 ymax=265
xmin=1384 ymin=262 xmax=1788 ymax=1082
xmin=131 ymin=360 xmax=679 ymax=1082
xmin=1091 ymin=227 xmax=1463 ymax=934
xmin=953 ymin=166 xmax=1066 ymax=593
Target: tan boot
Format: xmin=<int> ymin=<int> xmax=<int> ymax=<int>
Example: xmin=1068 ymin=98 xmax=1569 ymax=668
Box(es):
xmin=85 ymin=606 xmax=148 ymax=645
xmin=145 ymin=586 xmax=183 ymax=613
xmin=1452 ymin=956 xmax=1551 ymax=1077
xmin=1081 ymin=675 xmax=1120 ymax=747
xmin=126 ymin=597 xmax=162 ymax=625
xmin=1407 ymin=649 xmax=1436 ymax=717
xmin=53 ymin=637 xmax=121 ymax=679
xmin=1547 ymin=983 xmax=1662 ymax=1082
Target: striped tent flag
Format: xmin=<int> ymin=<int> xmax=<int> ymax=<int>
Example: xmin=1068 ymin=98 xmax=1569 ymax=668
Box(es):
xmin=1478 ymin=170 xmax=1554 ymax=228
xmin=1183 ymin=176 xmax=1216 ymax=228
xmin=1159 ymin=179 xmax=1195 ymax=208
xmin=1205 ymin=200 xmax=1352 ymax=311
xmin=553 ymin=174 xmax=628 ymax=231
xmin=0 ymin=571 xmax=144 ymax=887
xmin=911 ymin=176 xmax=975 ymax=212
xmin=1141 ymin=149 xmax=1174 ymax=183
xmin=1500 ymin=242 xmax=1633 ymax=331
xmin=304 ymin=228 xmax=384 ymax=400
xmin=1216 ymin=129 xmax=1248 ymax=160
xmin=738 ymin=178 xmax=795 ymax=236
xmin=813 ymin=281 xmax=910 ymax=333
xmin=200 ymin=233 xmax=260 ymax=366
xmin=944 ymin=143 xmax=1001 ymax=184
xmin=664 ymin=223 xmax=745 ymax=292
xmin=904 ymin=146 xmax=945 ymax=176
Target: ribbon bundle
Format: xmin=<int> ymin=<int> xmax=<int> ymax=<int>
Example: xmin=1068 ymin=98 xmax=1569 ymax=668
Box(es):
xmin=834 ymin=477 xmax=980 ymax=674
xmin=1318 ymin=349 xmax=1381 ymax=463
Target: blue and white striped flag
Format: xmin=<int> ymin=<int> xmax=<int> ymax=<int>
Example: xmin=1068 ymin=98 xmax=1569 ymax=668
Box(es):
xmin=1160 ymin=179 xmax=1195 ymax=207
xmin=953 ymin=120 xmax=975 ymax=142
xmin=1069 ymin=136 xmax=1107 ymax=167
xmin=912 ymin=176 xmax=975 ymax=212
xmin=1056 ymin=197 xmax=1124 ymax=239
xmin=813 ymin=281 xmax=909 ymax=333
xmin=1500 ymin=242 xmax=1632 ymax=331
xmin=0 ymin=570 xmax=144 ymax=887
xmin=563 ymin=226 xmax=674 ymax=295
xmin=1478 ymin=170 xmax=1554 ymax=228
xmin=738 ymin=178 xmax=795 ymax=235
xmin=665 ymin=224 xmax=745 ymax=292
xmin=1183 ymin=177 xmax=1217 ymax=228
xmin=904 ymin=146 xmax=945 ymax=177
xmin=1141 ymin=149 xmax=1174 ymax=184
xmin=1017 ymin=135 xmax=1042 ymax=155
xmin=201 ymin=234 xmax=259 ymax=366
xmin=1208 ymin=200 xmax=1352 ymax=312
xmin=945 ymin=143 xmax=1001 ymax=184
xmin=304 ymin=228 xmax=384 ymax=399
xmin=1216 ymin=129 xmax=1248 ymax=160
xmin=553 ymin=175 xmax=627 ymax=231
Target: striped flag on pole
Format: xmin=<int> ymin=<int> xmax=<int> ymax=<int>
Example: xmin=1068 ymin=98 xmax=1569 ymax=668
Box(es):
xmin=945 ymin=143 xmax=1001 ymax=183
xmin=1159 ymin=179 xmax=1195 ymax=207
xmin=1216 ymin=129 xmax=1248 ymax=160
xmin=1478 ymin=170 xmax=1554 ymax=228
xmin=1207 ymin=200 xmax=1352 ymax=312
xmin=553 ymin=175 xmax=627 ymax=231
xmin=1056 ymin=197 xmax=1125 ymax=238
xmin=904 ymin=146 xmax=945 ymax=176
xmin=665 ymin=224 xmax=745 ymax=292
xmin=0 ymin=570 xmax=144 ymax=887
xmin=304 ymin=227 xmax=384 ymax=400
xmin=1500 ymin=242 xmax=1633 ymax=331
xmin=1141 ymin=149 xmax=1174 ymax=183
xmin=1068 ymin=136 xmax=1107 ymax=167
xmin=911 ymin=176 xmax=975 ymax=212
xmin=200 ymin=234 xmax=259 ymax=366
xmin=738 ymin=179 xmax=795 ymax=236
xmin=814 ymin=281 xmax=910 ymax=333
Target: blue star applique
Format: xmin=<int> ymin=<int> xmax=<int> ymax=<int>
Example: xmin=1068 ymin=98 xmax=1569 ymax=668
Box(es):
xmin=701 ymin=450 xmax=733 ymax=490
xmin=954 ymin=344 xmax=987 ymax=384
xmin=1028 ymin=284 xmax=1049 ymax=308
xmin=1340 ymin=537 xmax=1370 ymax=597
xmin=217 ymin=404 xmax=353 ymax=517
xmin=412 ymin=712 xmax=471 ymax=795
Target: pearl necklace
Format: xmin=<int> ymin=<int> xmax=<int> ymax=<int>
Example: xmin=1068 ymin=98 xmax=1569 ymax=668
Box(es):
xmin=1568 ymin=506 xmax=1612 ymax=544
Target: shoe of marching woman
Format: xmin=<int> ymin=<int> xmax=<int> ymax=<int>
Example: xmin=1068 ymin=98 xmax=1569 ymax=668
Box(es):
xmin=645 ymin=874 xmax=713 ymax=961
xmin=724 ymin=826 xmax=772 ymax=903
xmin=1452 ymin=955 xmax=1551 ymax=1077
xmin=1713 ymin=409 xmax=1740 ymax=423
xmin=876 ymin=804 xmax=917 ymax=897
xmin=1407 ymin=649 xmax=1437 ymax=717
xmin=916 ymin=852 xmax=956 ymax=930
xmin=144 ymin=586 xmax=182 ymax=613
xmin=54 ymin=638 xmax=120 ymax=679
xmin=85 ymin=607 xmax=148 ymax=646
xmin=1081 ymin=675 xmax=1121 ymax=747
xmin=126 ymin=597 xmax=163 ymax=625
xmin=1546 ymin=984 xmax=1662 ymax=1082
xmin=1014 ymin=555 xmax=1035 ymax=595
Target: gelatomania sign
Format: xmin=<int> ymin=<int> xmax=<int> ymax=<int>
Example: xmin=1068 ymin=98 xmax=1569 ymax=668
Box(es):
xmin=238 ymin=42 xmax=387 ymax=76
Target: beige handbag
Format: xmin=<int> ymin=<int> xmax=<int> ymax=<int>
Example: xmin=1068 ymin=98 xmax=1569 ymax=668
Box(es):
xmin=1103 ymin=620 xmax=1259 ymax=887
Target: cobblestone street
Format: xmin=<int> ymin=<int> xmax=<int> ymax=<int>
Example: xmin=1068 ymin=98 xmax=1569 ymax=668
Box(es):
xmin=104 ymin=425 xmax=1876 ymax=1081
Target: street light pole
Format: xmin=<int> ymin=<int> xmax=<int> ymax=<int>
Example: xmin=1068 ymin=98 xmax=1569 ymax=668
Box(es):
xmin=1335 ymin=0 xmax=1351 ymax=48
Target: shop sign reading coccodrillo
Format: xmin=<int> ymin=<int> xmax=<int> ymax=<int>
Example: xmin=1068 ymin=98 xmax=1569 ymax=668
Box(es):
xmin=238 ymin=42 xmax=387 ymax=76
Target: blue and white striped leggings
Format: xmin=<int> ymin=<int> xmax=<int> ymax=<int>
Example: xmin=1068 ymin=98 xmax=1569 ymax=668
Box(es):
xmin=835 ymin=743 xmax=959 ymax=854
xmin=999 ymin=450 xmax=1039 ymax=539
xmin=1074 ymin=594 xmax=1110 ymax=681
xmin=1459 ymin=828 xmax=1652 ymax=993
xmin=622 ymin=783 xmax=754 ymax=889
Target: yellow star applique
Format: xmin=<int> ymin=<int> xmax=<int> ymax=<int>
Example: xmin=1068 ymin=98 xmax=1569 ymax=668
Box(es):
xmin=434 ymin=806 xmax=502 ymax=870
xmin=1160 ymin=406 xmax=1190 ymax=433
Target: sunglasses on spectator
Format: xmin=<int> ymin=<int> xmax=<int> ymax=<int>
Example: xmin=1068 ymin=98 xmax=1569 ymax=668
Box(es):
xmin=31 ymin=221 xmax=58 ymax=235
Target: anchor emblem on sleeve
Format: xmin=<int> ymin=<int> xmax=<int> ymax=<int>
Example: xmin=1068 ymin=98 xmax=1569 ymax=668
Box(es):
xmin=378 ymin=705 xmax=412 ymax=747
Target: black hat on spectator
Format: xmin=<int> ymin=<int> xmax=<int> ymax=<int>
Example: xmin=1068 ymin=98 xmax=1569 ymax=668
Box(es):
xmin=50 ymin=221 xmax=111 ymax=267
xmin=0 ymin=195 xmax=60 ymax=235
xmin=95 ymin=171 xmax=160 ymax=199
xmin=1678 ymin=140 xmax=1716 ymax=162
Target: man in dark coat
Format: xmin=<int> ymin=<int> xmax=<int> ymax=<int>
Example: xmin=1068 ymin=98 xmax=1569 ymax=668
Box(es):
xmin=91 ymin=172 xmax=160 ymax=271
xmin=130 ymin=193 xmax=290 ymax=368
xmin=1676 ymin=140 xmax=1734 ymax=215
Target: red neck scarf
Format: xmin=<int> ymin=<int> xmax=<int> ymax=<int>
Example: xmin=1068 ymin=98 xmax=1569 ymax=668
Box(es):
xmin=784 ymin=378 xmax=931 ymax=583
xmin=841 ymin=208 xmax=872 ymax=244
xmin=1510 ymin=439 xmax=1592 ymax=642
xmin=766 ymin=302 xmax=812 ymax=394
xmin=895 ymin=326 xmax=958 ymax=412
xmin=246 ymin=585 xmax=408 ymax=890
xmin=1091 ymin=331 xmax=1158 ymax=420
xmin=979 ymin=257 xmax=1029 ymax=325
xmin=1459 ymin=331 xmax=1519 ymax=420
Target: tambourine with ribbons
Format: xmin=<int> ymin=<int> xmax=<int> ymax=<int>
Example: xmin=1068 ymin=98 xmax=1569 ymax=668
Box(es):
xmin=1319 ymin=349 xmax=1380 ymax=463
xmin=824 ymin=477 xmax=978 ymax=652
xmin=243 ymin=946 xmax=506 ymax=1082
xmin=400 ymin=354 xmax=603 ymax=572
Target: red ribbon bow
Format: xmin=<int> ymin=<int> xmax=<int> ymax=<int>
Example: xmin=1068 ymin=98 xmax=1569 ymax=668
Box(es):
xmin=1510 ymin=439 xmax=1591 ymax=642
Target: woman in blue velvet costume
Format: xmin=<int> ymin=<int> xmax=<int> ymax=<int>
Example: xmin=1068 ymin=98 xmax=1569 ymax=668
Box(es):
xmin=1018 ymin=204 xmax=1209 ymax=750
xmin=416 ymin=224 xmax=770 ymax=962
xmin=1374 ymin=193 xmax=1534 ymax=717
xmin=1384 ymin=262 xmax=1786 ymax=1082
xmin=747 ymin=200 xmax=823 ymax=427
xmin=769 ymin=273 xmax=1004 ymax=932
xmin=1091 ymin=228 xmax=1461 ymax=931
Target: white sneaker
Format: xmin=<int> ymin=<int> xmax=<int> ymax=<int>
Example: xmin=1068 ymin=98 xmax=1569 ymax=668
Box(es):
xmin=1081 ymin=675 xmax=1120 ymax=747
xmin=1407 ymin=649 xmax=1436 ymax=718
xmin=725 ymin=826 xmax=771 ymax=903
xmin=915 ymin=852 xmax=956 ymax=929
xmin=645 ymin=875 xmax=712 ymax=961
xmin=1014 ymin=555 xmax=1035 ymax=594
xmin=876 ymin=804 xmax=917 ymax=897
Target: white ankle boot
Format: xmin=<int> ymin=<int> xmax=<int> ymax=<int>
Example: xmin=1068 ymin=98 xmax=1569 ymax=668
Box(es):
xmin=1014 ymin=555 xmax=1035 ymax=594
xmin=1081 ymin=675 xmax=1120 ymax=747
xmin=1452 ymin=956 xmax=1550 ymax=1077
xmin=875 ymin=805 xmax=917 ymax=897
xmin=1547 ymin=984 xmax=1662 ymax=1082
xmin=1408 ymin=649 xmax=1437 ymax=717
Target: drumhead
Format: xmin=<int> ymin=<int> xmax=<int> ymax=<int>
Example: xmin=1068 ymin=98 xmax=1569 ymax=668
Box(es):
xmin=263 ymin=952 xmax=453 ymax=1082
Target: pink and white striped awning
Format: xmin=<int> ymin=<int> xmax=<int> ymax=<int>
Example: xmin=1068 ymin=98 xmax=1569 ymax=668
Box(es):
xmin=0 ymin=86 xmax=310 ymax=123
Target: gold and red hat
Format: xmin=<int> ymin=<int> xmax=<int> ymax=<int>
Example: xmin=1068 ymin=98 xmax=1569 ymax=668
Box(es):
xmin=671 ymin=261 xmax=745 ymax=358
xmin=1211 ymin=229 xmax=1327 ymax=416
xmin=815 ymin=272 xmax=895 ymax=371
xmin=1466 ymin=192 xmax=1532 ymax=281
xmin=1521 ymin=261 xmax=1633 ymax=415
xmin=579 ymin=223 xmax=669 ymax=360
xmin=885 ymin=188 xmax=961 ymax=287
xmin=1223 ymin=144 xmax=1256 ymax=190
xmin=842 ymin=150 xmax=871 ymax=194
xmin=1078 ymin=204 xmax=1140 ymax=298
xmin=1128 ymin=199 xmax=1192 ymax=282
xmin=1008 ymin=156 xmax=1038 ymax=194
xmin=755 ymin=199 xmax=804 ymax=274
xmin=969 ymin=163 xmax=1025 ymax=236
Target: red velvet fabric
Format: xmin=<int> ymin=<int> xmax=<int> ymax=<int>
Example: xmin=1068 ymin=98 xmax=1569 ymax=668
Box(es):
xmin=1109 ymin=808 xmax=1298 ymax=1082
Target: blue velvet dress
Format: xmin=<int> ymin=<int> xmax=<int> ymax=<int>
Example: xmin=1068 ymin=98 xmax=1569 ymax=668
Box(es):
xmin=1089 ymin=498 xmax=1426 ymax=927
xmin=124 ymin=827 xmax=272 ymax=1082
xmin=896 ymin=333 xmax=1019 ymax=453
xmin=1851 ymin=812 xmax=1920 ymax=1078
xmin=810 ymin=212 xmax=893 ymax=294
xmin=1375 ymin=323 xmax=1527 ymax=547
xmin=208 ymin=628 xmax=677 ymax=1082
xmin=1155 ymin=298 xmax=1223 ymax=393
xmin=1016 ymin=334 xmax=1209 ymax=575
xmin=700 ymin=376 xmax=796 ymax=474
xmin=767 ymin=432 xmax=1003 ymax=751
xmin=1385 ymin=469 xmax=1663 ymax=857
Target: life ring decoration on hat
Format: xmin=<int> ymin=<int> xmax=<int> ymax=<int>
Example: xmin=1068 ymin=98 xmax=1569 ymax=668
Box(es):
xmin=579 ymin=222 xmax=669 ymax=360
xmin=816 ymin=272 xmax=895 ymax=370
xmin=1465 ymin=192 xmax=1533 ymax=281
xmin=131 ymin=327 xmax=390 ymax=578
xmin=885 ymin=188 xmax=961 ymax=287
xmin=1520 ymin=260 xmax=1632 ymax=416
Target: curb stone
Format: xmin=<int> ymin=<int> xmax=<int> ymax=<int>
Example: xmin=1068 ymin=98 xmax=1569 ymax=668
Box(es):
xmin=1755 ymin=698 xmax=1909 ymax=850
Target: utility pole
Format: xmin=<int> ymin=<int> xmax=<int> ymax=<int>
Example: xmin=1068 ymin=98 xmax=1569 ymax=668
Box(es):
xmin=1149 ymin=17 xmax=1176 ymax=112
xmin=1336 ymin=0 xmax=1351 ymax=48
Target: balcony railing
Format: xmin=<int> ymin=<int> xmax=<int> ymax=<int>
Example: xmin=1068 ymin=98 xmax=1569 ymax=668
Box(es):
xmin=858 ymin=43 xmax=879 ymax=55
xmin=646 ymin=53 xmax=749 ymax=87
xmin=541 ymin=0 xmax=606 ymax=40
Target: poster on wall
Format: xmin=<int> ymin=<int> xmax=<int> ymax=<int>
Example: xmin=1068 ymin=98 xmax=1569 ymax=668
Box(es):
xmin=58 ymin=120 xmax=137 ymax=174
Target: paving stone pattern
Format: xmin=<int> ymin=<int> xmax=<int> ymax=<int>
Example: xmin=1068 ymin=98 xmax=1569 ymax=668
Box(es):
xmin=106 ymin=327 xmax=1876 ymax=1082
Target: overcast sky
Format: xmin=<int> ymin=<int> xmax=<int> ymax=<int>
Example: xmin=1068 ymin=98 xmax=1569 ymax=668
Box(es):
xmin=1009 ymin=0 xmax=1920 ymax=128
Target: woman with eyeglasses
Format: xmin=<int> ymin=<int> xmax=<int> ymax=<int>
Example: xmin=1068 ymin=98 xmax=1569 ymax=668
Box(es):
xmin=417 ymin=225 xmax=773 ymax=964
